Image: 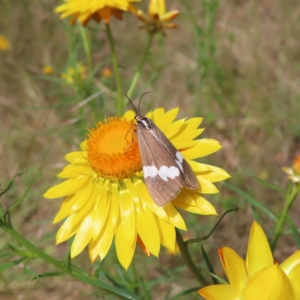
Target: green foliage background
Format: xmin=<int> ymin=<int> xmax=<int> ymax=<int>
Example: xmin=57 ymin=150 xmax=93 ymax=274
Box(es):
xmin=0 ymin=0 xmax=299 ymax=299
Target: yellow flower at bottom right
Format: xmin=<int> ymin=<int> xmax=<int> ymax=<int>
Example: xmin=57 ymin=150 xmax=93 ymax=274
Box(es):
xmin=198 ymin=221 xmax=300 ymax=300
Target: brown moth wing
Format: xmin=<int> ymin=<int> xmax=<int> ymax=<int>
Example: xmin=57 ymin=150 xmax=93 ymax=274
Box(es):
xmin=150 ymin=124 xmax=199 ymax=189
xmin=137 ymin=125 xmax=184 ymax=206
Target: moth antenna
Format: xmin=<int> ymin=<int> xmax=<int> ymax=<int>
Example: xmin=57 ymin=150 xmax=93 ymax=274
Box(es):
xmin=125 ymin=88 xmax=138 ymax=115
xmin=138 ymin=91 xmax=152 ymax=115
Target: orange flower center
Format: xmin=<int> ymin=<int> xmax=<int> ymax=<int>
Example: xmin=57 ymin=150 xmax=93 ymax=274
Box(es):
xmin=86 ymin=117 xmax=142 ymax=180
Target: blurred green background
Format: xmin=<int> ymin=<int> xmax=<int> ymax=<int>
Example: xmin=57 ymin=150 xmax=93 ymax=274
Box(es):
xmin=0 ymin=0 xmax=300 ymax=299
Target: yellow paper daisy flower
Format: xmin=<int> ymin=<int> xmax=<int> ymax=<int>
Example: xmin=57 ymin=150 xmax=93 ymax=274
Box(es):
xmin=131 ymin=0 xmax=179 ymax=35
xmin=198 ymin=221 xmax=300 ymax=300
xmin=55 ymin=0 xmax=140 ymax=26
xmin=42 ymin=65 xmax=53 ymax=75
xmin=60 ymin=62 xmax=86 ymax=84
xmin=0 ymin=35 xmax=11 ymax=51
xmin=44 ymin=108 xmax=229 ymax=269
xmin=282 ymin=155 xmax=300 ymax=183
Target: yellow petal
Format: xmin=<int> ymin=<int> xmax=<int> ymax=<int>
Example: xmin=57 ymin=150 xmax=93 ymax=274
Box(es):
xmin=195 ymin=178 xmax=219 ymax=194
xmin=173 ymin=190 xmax=217 ymax=215
xmin=56 ymin=185 xmax=98 ymax=243
xmin=65 ymin=151 xmax=87 ymax=164
xmin=164 ymin=118 xmax=185 ymax=138
xmin=280 ymin=250 xmax=300 ymax=290
xmin=124 ymin=110 xmax=135 ymax=121
xmin=219 ymin=247 xmax=247 ymax=296
xmin=185 ymin=117 xmax=203 ymax=130
xmin=115 ymin=220 xmax=137 ymax=270
xmin=171 ymin=129 xmax=205 ymax=147
xmin=43 ymin=175 xmax=89 ymax=199
xmin=124 ymin=178 xmax=140 ymax=203
xmin=119 ymin=189 xmax=136 ymax=247
xmin=187 ymin=160 xmax=211 ymax=172
xmin=198 ymin=284 xmax=239 ymax=300
xmin=172 ymin=200 xmax=208 ymax=214
xmin=149 ymin=0 xmax=166 ymax=16
xmin=133 ymin=179 xmax=169 ymax=222
xmin=135 ymin=200 xmax=160 ymax=256
xmin=155 ymin=107 xmax=178 ymax=131
xmin=163 ymin=203 xmax=186 ymax=230
xmin=160 ymin=10 xmax=180 ymax=22
xmin=92 ymin=187 xmax=110 ymax=240
xmin=172 ymin=139 xmax=198 ymax=149
xmin=97 ymin=219 xmax=115 ymax=260
xmin=88 ymin=236 xmax=99 ymax=263
xmin=174 ymin=189 xmax=198 ymax=206
xmin=56 ymin=214 xmax=79 ymax=243
xmin=171 ymin=117 xmax=203 ymax=142
xmin=71 ymin=210 xmax=95 ymax=257
xmin=246 ymin=221 xmax=273 ymax=277
xmin=189 ymin=191 xmax=217 ymax=214
xmin=155 ymin=216 xmax=176 ymax=252
xmin=269 ymin=270 xmax=297 ymax=300
xmin=196 ymin=164 xmax=231 ymax=182
xmin=110 ymin=183 xmax=120 ymax=227
xmin=181 ymin=139 xmax=222 ymax=159
xmin=148 ymin=107 xmax=164 ymax=122
xmin=57 ymin=164 xmax=92 ymax=178
xmin=53 ymin=178 xmax=100 ymax=223
xmin=80 ymin=141 xmax=87 ymax=151
xmin=280 ymin=250 xmax=300 ymax=275
xmin=243 ymin=264 xmax=297 ymax=300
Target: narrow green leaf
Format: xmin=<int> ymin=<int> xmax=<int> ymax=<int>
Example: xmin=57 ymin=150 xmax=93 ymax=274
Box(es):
xmin=139 ymin=276 xmax=151 ymax=300
xmin=170 ymin=287 xmax=201 ymax=300
xmin=26 ymin=269 xmax=40 ymax=280
xmin=71 ymin=268 xmax=142 ymax=300
xmin=0 ymin=253 xmax=15 ymax=258
xmin=9 ymin=176 xmax=40 ymax=211
xmin=201 ymin=245 xmax=216 ymax=284
xmin=210 ymin=273 xmax=228 ymax=284
xmin=224 ymin=182 xmax=277 ymax=221
xmin=286 ymin=217 xmax=300 ymax=249
xmin=0 ymin=257 xmax=27 ymax=271
xmin=32 ymin=271 xmax=66 ymax=279
xmin=240 ymin=168 xmax=284 ymax=194
xmin=0 ymin=172 xmax=23 ymax=197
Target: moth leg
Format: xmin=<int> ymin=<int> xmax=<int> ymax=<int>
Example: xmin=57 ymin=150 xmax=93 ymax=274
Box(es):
xmin=125 ymin=122 xmax=137 ymax=154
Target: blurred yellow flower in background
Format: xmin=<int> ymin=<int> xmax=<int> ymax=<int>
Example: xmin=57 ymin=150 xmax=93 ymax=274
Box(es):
xmin=60 ymin=62 xmax=86 ymax=84
xmin=131 ymin=0 xmax=179 ymax=35
xmin=44 ymin=108 xmax=229 ymax=269
xmin=198 ymin=221 xmax=300 ymax=300
xmin=282 ymin=155 xmax=300 ymax=183
xmin=55 ymin=0 xmax=140 ymax=26
xmin=0 ymin=35 xmax=11 ymax=51
xmin=101 ymin=67 xmax=113 ymax=77
xmin=42 ymin=65 xmax=53 ymax=75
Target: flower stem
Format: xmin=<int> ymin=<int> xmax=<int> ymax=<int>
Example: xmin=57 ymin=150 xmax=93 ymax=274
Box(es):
xmin=127 ymin=34 xmax=154 ymax=99
xmin=106 ymin=23 xmax=123 ymax=116
xmin=271 ymin=184 xmax=300 ymax=251
xmin=176 ymin=228 xmax=209 ymax=286
xmin=79 ymin=24 xmax=92 ymax=74
xmin=0 ymin=221 xmax=140 ymax=299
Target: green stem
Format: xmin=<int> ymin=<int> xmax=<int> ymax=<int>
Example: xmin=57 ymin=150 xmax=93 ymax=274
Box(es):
xmin=106 ymin=23 xmax=123 ymax=116
xmin=176 ymin=228 xmax=209 ymax=286
xmin=0 ymin=222 xmax=140 ymax=299
xmin=271 ymin=184 xmax=300 ymax=251
xmin=127 ymin=35 xmax=154 ymax=99
xmin=79 ymin=24 xmax=92 ymax=73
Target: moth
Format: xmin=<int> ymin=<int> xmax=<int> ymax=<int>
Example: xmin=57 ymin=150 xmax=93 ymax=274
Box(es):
xmin=127 ymin=93 xmax=199 ymax=207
